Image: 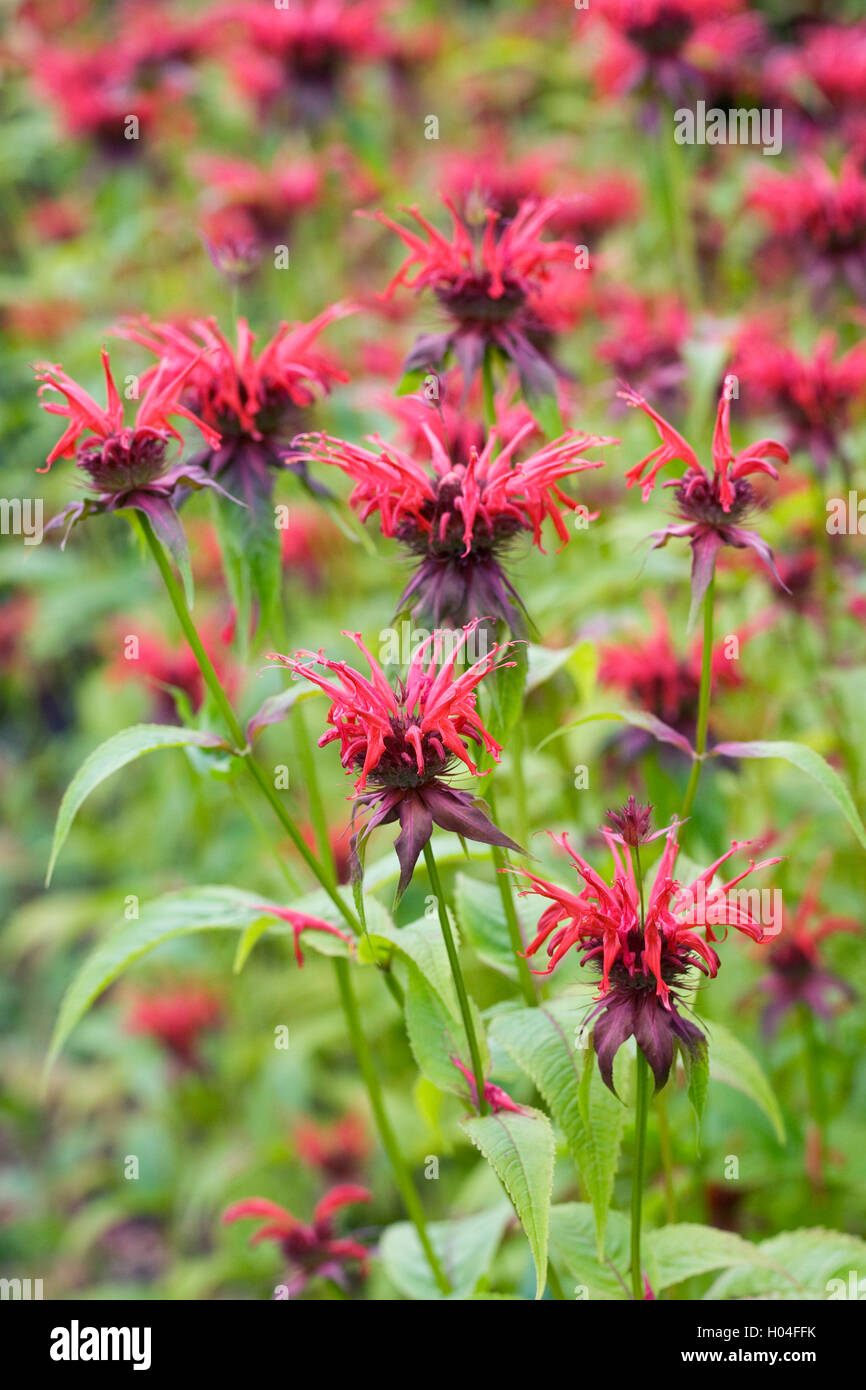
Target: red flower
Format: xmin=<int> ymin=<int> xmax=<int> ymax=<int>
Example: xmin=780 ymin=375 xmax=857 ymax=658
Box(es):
xmin=296 ymin=420 xmax=611 ymax=631
xmin=34 ymin=350 xmax=231 ymax=559
xmin=267 ymin=620 xmax=521 ymax=896
xmin=126 ymin=986 xmax=222 ymax=1067
xmin=363 ymin=195 xmax=576 ymax=398
xmin=598 ymin=290 xmax=689 ymax=413
xmin=248 ymin=905 xmax=355 ymax=967
xmin=450 ymin=1055 xmax=530 ymax=1116
xmin=599 ymin=599 xmax=759 ymax=745
xmin=756 ymin=860 xmax=858 ymax=1037
xmin=117 ymin=304 xmax=354 ymax=509
xmin=294 ymin=1114 xmax=370 ymax=1182
xmin=621 ymin=378 xmax=789 ymax=621
xmin=748 ymin=156 xmax=866 ymax=303
xmin=591 ymin=0 xmax=753 ymax=105
xmin=732 ymin=323 xmax=866 ymax=478
xmin=223 ymin=1185 xmax=372 ymax=1298
xmin=512 ymin=815 xmax=781 ymax=1090
xmin=194 ymin=150 xmax=321 ymax=278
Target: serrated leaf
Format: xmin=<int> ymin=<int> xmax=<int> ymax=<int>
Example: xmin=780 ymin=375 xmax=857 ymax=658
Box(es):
xmin=461 ymin=1109 xmax=555 ymax=1299
xmin=683 ymin=1036 xmax=709 ymax=1140
xmin=710 ymin=739 xmax=866 ymax=854
xmin=379 ymin=1204 xmax=511 ymax=1301
xmin=46 ymin=726 xmax=227 ymax=885
xmin=455 ymin=873 xmax=525 ymax=980
xmin=706 ymin=1019 xmax=785 ymax=1144
xmin=491 ymin=992 xmax=626 ymax=1257
xmin=706 ymin=1228 xmax=866 ymax=1300
xmin=46 ymin=884 xmax=356 ymax=1072
xmin=646 ymin=1224 xmax=785 ymax=1292
xmin=548 ymin=1203 xmax=631 ymax=1300
xmin=484 ymin=641 xmax=528 ymax=745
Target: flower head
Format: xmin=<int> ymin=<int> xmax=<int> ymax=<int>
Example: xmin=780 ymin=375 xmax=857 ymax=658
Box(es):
xmin=748 ymin=156 xmax=866 ymax=304
xmin=363 ymin=195 xmax=576 ymax=398
xmin=294 ymin=1114 xmax=370 ymax=1182
xmin=513 ymin=817 xmax=782 ymax=1091
xmin=621 ymin=377 xmax=789 ymax=622
xmin=732 ymin=324 xmax=866 ymax=478
xmin=297 ymin=421 xmax=611 ymax=632
xmin=449 ymin=1055 xmax=531 ymax=1117
xmin=756 ymin=860 xmax=857 ymax=1038
xmin=267 ymin=620 xmax=521 ymax=896
xmin=34 ymin=350 xmax=231 ymax=557
xmin=126 ymin=985 xmax=222 ymax=1068
xmin=222 ymin=1185 xmax=372 ymax=1298
xmin=117 ymin=304 xmax=354 ymax=510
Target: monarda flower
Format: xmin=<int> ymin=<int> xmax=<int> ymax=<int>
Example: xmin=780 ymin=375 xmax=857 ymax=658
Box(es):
xmin=222 ymin=1185 xmax=372 ymax=1298
xmin=34 ymin=350 xmax=230 ymax=562
xmin=363 ymin=195 xmax=577 ymax=398
xmin=621 ymin=378 xmax=789 ymax=622
xmin=117 ymin=303 xmax=354 ymax=512
xmin=732 ymin=324 xmax=866 ymax=480
xmin=296 ymin=421 xmax=611 ymax=634
xmin=513 ymin=814 xmax=781 ymax=1092
xmin=590 ymin=0 xmax=755 ymax=107
xmin=193 ymin=150 xmax=321 ymax=279
xmin=125 ymin=986 xmax=222 ymax=1069
xmin=747 ymin=157 xmax=866 ymax=304
xmin=267 ymin=621 xmax=521 ymax=897
xmin=756 ymin=866 xmax=857 ymax=1038
xmin=598 ymin=290 xmax=689 ymax=415
xmin=294 ymin=1113 xmax=370 ymax=1182
xmin=599 ymin=600 xmax=759 ymax=751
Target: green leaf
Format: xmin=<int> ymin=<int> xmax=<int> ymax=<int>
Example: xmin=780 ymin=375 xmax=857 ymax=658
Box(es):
xmin=706 ymin=1228 xmax=866 ymax=1300
xmin=710 ymin=739 xmax=866 ymax=854
xmin=491 ymin=992 xmax=626 ymax=1257
xmin=379 ymin=1204 xmax=511 ymax=1301
xmin=484 ymin=641 xmax=528 ymax=745
xmin=46 ymin=884 xmax=354 ymax=1072
xmin=548 ymin=1203 xmax=631 ymax=1300
xmin=536 ymin=708 xmax=695 ymax=758
xmin=706 ymin=1019 xmax=785 ymax=1144
xmin=455 ymin=873 xmax=525 ymax=980
xmin=646 ymin=1224 xmax=786 ymax=1292
xmin=461 ymin=1109 xmax=555 ymax=1300
xmin=46 ymin=725 xmax=227 ymax=885
xmin=682 ymin=1036 xmax=709 ymax=1140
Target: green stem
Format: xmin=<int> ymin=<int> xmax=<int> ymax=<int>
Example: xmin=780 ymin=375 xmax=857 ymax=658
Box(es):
xmin=422 ymin=841 xmax=488 ymax=1115
xmin=657 ymin=103 xmax=701 ymax=311
xmin=656 ymin=1089 xmax=677 ymax=1224
xmin=294 ymin=699 xmax=336 ymax=888
xmin=141 ymin=517 xmax=443 ymax=1287
xmin=487 ymin=785 xmax=535 ymax=1006
xmin=630 ymin=1050 xmax=651 ymax=1300
xmin=140 ymin=514 xmax=357 ymax=934
xmin=481 ymin=346 xmax=496 ymax=431
xmin=334 ymin=956 xmax=450 ymax=1294
xmin=680 ymin=570 xmax=715 ymax=824
xmin=800 ymin=1006 xmax=826 ymax=1190
xmin=510 ymin=717 xmax=530 ymax=849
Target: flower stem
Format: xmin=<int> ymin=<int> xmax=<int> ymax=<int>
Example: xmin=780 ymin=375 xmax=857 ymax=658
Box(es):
xmin=487 ymin=785 xmax=536 ymax=1006
xmin=630 ymin=1049 xmax=651 ymax=1300
xmin=140 ymin=516 xmax=445 ymax=1287
xmin=481 ymin=345 xmax=496 ymax=431
xmin=334 ymin=955 xmax=451 ymax=1294
xmin=139 ymin=514 xmax=357 ymax=934
xmin=657 ymin=103 xmax=701 ymax=311
xmin=656 ymin=1088 xmax=678 ymax=1224
xmin=800 ymin=1005 xmax=826 ymax=1192
xmin=422 ymin=841 xmax=489 ymax=1115
xmin=680 ymin=569 xmax=715 ymax=823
